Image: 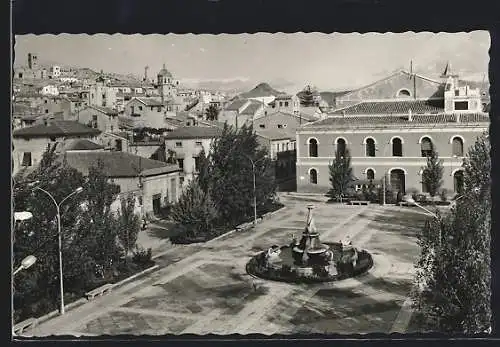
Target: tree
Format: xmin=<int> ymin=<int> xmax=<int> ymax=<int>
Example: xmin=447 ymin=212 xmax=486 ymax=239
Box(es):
xmin=199 ymin=123 xmax=276 ymax=226
xmin=421 ymin=149 xmax=444 ymax=198
xmin=412 ymin=133 xmax=491 ymax=333
xmin=170 ymin=180 xmax=218 ymax=240
xmin=117 ymin=193 xmax=141 ymax=259
xmin=299 ymin=85 xmax=317 ymax=107
xmin=326 ymin=148 xmax=354 ymax=203
xmin=205 ymin=103 xmax=220 ymax=121
xmin=13 ymin=152 xmax=124 ymax=322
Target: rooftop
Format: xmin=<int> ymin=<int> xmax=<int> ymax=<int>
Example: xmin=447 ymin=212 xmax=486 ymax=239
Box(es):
xmin=133 ymin=97 xmax=164 ymax=107
xmin=63 ymin=139 xmax=105 ymax=151
xmin=331 ymin=99 xmax=444 ymax=115
xmin=58 ymin=151 xmax=180 ymax=178
xmin=256 ymin=128 xmax=295 ymax=141
xmin=225 ymin=99 xmax=249 ymax=111
xmin=87 ymin=105 xmax=119 ymax=116
xmin=13 ymin=120 xmax=101 ymax=138
xmin=302 ymin=113 xmax=489 ymax=130
xmin=164 ymin=126 xmax=222 ymax=140
xmin=240 ymin=100 xmax=264 ymax=115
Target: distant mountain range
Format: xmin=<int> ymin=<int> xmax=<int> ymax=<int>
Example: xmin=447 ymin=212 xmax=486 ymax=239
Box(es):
xmin=238 ymin=83 xmax=286 ymax=98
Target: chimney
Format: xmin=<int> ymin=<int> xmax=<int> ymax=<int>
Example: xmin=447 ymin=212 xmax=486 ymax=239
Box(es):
xmin=163 ymin=63 xmax=166 ymax=70
xmin=456 ymin=113 xmax=461 ymax=123
xmin=408 ymin=109 xmax=412 ymax=122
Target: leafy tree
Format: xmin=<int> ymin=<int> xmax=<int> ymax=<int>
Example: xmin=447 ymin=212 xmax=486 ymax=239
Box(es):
xmin=13 ymin=152 xmax=125 ymax=322
xmin=170 ymin=180 xmax=218 ymax=240
xmin=205 ymin=103 xmax=220 ymax=121
xmin=299 ymin=85 xmax=317 ymax=107
xmin=117 ymin=193 xmax=141 ymax=259
xmin=412 ymin=133 xmax=491 ymax=333
xmin=421 ymin=149 xmax=444 ymax=198
xmin=326 ymin=148 xmax=354 ymax=202
xmin=199 ymin=123 xmax=276 ymax=226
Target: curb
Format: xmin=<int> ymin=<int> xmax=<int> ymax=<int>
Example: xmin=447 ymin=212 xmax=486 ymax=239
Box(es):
xmin=24 ymin=264 xmax=160 ymax=330
xmin=111 ymin=264 xmax=160 ymax=289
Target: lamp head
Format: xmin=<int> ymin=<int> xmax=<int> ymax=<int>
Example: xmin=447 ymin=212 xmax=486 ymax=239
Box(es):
xmin=14 ymin=211 xmax=33 ymax=221
xmin=403 ymin=196 xmax=416 ymax=204
xmin=21 ymin=255 xmax=37 ymax=270
xmin=75 ymin=187 xmax=84 ymax=194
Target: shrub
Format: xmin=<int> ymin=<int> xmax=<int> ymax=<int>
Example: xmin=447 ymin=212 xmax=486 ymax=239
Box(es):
xmin=439 ymin=188 xmax=448 ymax=202
xmin=416 ymin=194 xmax=427 ymax=203
xmin=132 ymin=247 xmax=153 ymax=267
xmin=312 ymin=264 xmax=328 ymax=277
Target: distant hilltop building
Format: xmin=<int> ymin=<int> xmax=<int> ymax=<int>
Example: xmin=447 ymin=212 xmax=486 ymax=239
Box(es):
xmin=296 ymin=62 xmax=489 ymax=197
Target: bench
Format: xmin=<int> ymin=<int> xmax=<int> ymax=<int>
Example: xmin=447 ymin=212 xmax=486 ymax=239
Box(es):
xmin=13 ymin=317 xmax=37 ymax=335
xmin=349 ymin=200 xmax=370 ymax=206
xmin=85 ymin=283 xmax=114 ymax=300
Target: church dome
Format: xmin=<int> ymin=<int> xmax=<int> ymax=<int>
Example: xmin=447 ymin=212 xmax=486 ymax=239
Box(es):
xmin=158 ymin=64 xmax=173 ymax=78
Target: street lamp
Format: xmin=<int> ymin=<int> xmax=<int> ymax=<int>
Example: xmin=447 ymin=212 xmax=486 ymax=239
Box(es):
xmin=244 ymin=154 xmax=268 ymax=226
xmin=33 ymin=185 xmax=84 ymax=315
xmin=13 ymin=255 xmax=37 ymax=276
xmin=14 ymin=211 xmax=33 ymax=221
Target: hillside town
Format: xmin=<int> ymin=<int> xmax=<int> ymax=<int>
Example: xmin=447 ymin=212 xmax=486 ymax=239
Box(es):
xmin=12 ymin=33 xmax=492 ymax=337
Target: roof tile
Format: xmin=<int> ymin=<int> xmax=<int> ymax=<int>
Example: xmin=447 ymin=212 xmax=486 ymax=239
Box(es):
xmin=331 ymin=99 xmax=444 ymax=115
xmin=164 ymin=126 xmax=222 ymax=140
xmin=58 ymin=151 xmax=179 ymax=178
xmin=13 ymin=120 xmax=101 ymax=137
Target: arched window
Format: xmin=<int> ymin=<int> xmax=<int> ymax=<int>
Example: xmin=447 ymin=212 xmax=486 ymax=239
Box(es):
xmin=421 ymin=137 xmax=434 ymax=157
xmin=309 ymin=169 xmax=318 ymax=184
xmin=366 ymin=168 xmax=375 ymax=180
xmin=392 ymin=137 xmax=403 ymax=157
xmin=308 ymin=138 xmax=318 ymax=157
xmin=365 ymin=138 xmax=376 ymax=157
xmin=454 ymin=170 xmax=464 ymax=194
xmin=397 ymin=89 xmax=411 ymax=98
xmin=336 ymin=138 xmax=346 ymax=157
xmin=452 ymin=137 xmax=464 ymax=157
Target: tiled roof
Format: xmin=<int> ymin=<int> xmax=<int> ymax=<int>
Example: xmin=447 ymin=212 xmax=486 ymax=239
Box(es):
xmin=13 ymin=120 xmax=101 ymax=138
xmin=64 ymin=139 xmax=104 ymax=151
xmin=240 ymin=100 xmax=263 ymax=115
xmin=275 ymin=94 xmax=293 ymax=100
xmin=164 ymin=126 xmax=222 ymax=140
xmin=303 ymin=113 xmax=490 ymax=129
xmin=88 ymin=105 xmax=119 ymax=115
xmin=331 ymin=100 xmax=444 ymax=115
xmin=118 ymin=116 xmax=135 ymax=129
xmin=256 ymin=128 xmax=295 ymax=141
xmin=58 ymin=151 xmax=180 ymax=178
xmin=225 ymin=99 xmax=249 ymax=111
xmin=134 ymin=97 xmax=164 ymax=106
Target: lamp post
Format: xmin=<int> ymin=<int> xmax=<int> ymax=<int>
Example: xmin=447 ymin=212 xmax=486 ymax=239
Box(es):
xmin=244 ymin=154 xmax=268 ymax=226
xmin=33 ymin=185 xmax=83 ymax=315
xmin=13 ymin=255 xmax=37 ymax=276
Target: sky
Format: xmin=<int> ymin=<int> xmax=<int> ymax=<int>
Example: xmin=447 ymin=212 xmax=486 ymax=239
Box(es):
xmin=14 ymin=32 xmax=490 ymax=92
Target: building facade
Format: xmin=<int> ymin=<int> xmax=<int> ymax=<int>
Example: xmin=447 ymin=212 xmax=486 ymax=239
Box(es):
xmin=296 ymin=68 xmax=489 ymax=197
xmin=164 ymin=126 xmax=222 ymax=187
xmin=76 ymin=105 xmax=120 ymax=133
xmin=12 ymin=121 xmax=101 ymax=175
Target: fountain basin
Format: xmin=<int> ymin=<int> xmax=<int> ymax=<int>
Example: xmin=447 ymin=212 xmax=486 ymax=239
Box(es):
xmin=247 ymin=242 xmax=373 ymax=283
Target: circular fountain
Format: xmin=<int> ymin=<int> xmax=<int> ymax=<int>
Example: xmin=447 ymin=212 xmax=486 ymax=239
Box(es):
xmin=246 ymin=204 xmax=373 ymax=283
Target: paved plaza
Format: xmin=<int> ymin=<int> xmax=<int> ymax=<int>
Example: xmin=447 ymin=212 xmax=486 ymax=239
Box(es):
xmin=28 ymin=195 xmax=427 ymax=336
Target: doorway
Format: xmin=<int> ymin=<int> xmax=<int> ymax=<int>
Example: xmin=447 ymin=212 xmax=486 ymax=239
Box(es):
xmin=390 ymin=169 xmax=406 ymax=194
xmin=152 ymin=194 xmax=162 ymax=216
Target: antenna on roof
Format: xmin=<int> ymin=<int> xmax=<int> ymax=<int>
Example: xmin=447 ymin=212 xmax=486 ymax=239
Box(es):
xmin=409 ymin=60 xmax=413 ymax=78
